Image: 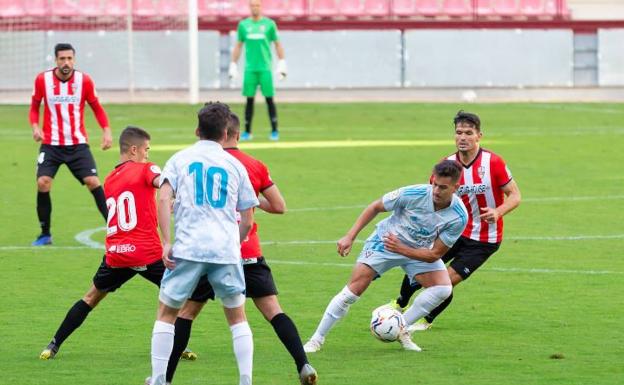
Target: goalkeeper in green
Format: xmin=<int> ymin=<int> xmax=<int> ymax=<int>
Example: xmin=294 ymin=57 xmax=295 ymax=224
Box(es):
xmin=229 ymin=0 xmax=286 ymax=141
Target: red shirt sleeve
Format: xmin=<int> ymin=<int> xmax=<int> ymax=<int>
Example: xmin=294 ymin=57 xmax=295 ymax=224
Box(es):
xmin=258 ymin=161 xmax=274 ymax=192
xmin=491 ymin=154 xmax=513 ymax=187
xmin=144 ymin=163 xmax=162 ymax=187
xmin=83 ymin=74 xmax=110 ymax=129
xmin=29 ymin=74 xmax=44 ymax=126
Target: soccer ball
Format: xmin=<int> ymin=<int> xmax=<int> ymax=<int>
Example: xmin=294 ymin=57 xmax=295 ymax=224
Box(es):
xmin=370 ymin=306 xmax=405 ymax=342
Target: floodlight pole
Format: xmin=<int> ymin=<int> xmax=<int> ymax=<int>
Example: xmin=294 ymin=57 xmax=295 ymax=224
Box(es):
xmin=188 ymin=0 xmax=199 ymax=105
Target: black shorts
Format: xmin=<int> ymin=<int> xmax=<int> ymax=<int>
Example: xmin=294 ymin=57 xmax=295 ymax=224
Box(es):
xmin=189 ymin=257 xmax=278 ymax=302
xmin=443 ymin=237 xmax=500 ymax=280
xmin=93 ymin=256 xmax=210 ymax=303
xmin=37 ymin=144 xmax=98 ymax=184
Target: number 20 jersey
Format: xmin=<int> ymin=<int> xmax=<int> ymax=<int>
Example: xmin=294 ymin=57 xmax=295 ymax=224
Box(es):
xmin=103 ymin=161 xmax=162 ymax=268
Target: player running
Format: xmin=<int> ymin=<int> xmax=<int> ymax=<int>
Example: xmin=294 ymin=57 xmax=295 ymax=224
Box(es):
xmin=229 ymin=0 xmax=286 ymax=141
xmin=391 ymin=111 xmax=521 ymax=331
xmin=30 ymin=43 xmax=112 ymax=246
xmin=303 ymin=160 xmax=468 ymax=353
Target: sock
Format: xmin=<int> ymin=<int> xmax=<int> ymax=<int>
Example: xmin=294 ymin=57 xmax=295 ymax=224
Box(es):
xmin=396 ymin=274 xmax=421 ymax=308
xmin=230 ymin=321 xmax=253 ymax=385
xmin=425 ymin=293 xmax=454 ymax=323
xmin=311 ymin=286 xmax=359 ymax=341
xmin=89 ymin=186 xmax=108 ymax=221
xmin=403 ymin=285 xmax=452 ymax=325
xmin=37 ymin=191 xmax=51 ymax=236
xmin=166 ymin=317 xmax=193 ymax=383
xmin=51 ymin=299 xmax=92 ymax=348
xmin=265 ymin=97 xmax=278 ymax=133
xmin=244 ymin=97 xmax=254 ymax=134
xmin=270 ymin=313 xmax=308 ymax=372
xmin=151 ymin=321 xmax=175 ymax=385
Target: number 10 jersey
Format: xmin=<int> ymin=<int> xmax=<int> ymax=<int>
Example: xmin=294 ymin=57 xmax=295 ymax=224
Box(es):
xmin=103 ymin=161 xmax=162 ymax=268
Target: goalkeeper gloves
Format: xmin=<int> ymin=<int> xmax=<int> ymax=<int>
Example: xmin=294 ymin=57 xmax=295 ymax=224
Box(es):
xmin=276 ymin=59 xmax=287 ymax=80
xmin=228 ymin=62 xmax=238 ymax=80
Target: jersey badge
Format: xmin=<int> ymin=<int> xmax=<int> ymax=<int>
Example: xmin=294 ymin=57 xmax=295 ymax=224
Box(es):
xmin=478 ymin=166 xmax=486 ymax=179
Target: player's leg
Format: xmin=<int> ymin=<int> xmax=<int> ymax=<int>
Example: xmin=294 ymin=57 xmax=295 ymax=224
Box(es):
xmin=242 ymin=71 xmax=259 ymax=140
xmin=259 ymin=70 xmax=278 ymax=140
xmin=68 ymin=145 xmax=107 ymax=221
xmin=40 ymin=256 xmax=135 ymax=359
xmin=304 ymin=262 xmax=376 ymax=353
xmin=149 ymin=259 xmax=203 ymax=385
xmin=402 ymin=267 xmax=453 ymax=327
xmin=207 ymin=262 xmax=252 ymax=385
xmin=33 ymin=145 xmax=61 ymax=245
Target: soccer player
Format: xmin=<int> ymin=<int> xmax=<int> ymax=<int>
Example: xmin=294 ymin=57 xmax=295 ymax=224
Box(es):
xmin=147 ymin=103 xmax=259 ymax=385
xmin=229 ymin=0 xmax=287 ymax=141
xmin=391 ymin=111 xmax=522 ymax=331
xmin=164 ymin=113 xmax=317 ymax=385
xmin=303 ymin=160 xmax=469 ymax=353
xmin=39 ymin=126 xmax=210 ymax=360
xmin=30 ymin=43 xmax=112 ymax=246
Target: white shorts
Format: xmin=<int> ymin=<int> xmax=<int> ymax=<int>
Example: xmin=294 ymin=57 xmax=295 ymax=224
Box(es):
xmin=357 ymin=238 xmax=446 ymax=284
xmin=160 ymin=257 xmax=246 ymax=309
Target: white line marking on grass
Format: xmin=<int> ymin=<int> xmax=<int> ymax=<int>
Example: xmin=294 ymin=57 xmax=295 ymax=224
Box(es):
xmin=0 ymin=246 xmax=94 ymax=251
xmin=75 ymin=226 xmax=106 ymax=249
xmin=151 ymin=140 xmax=467 ymax=151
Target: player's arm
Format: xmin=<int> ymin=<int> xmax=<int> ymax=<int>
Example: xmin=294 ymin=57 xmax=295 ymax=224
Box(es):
xmin=158 ymin=181 xmax=175 ymax=269
xmin=479 ymin=179 xmax=521 ymax=223
xmin=259 ymin=184 xmax=286 ymax=214
xmin=29 ymin=75 xmax=44 ymax=142
xmin=84 ymin=75 xmax=112 ymax=150
xmin=238 ymin=207 xmax=254 ymax=242
xmin=337 ymin=199 xmax=386 ymax=257
xmin=383 ymin=235 xmax=450 ymax=263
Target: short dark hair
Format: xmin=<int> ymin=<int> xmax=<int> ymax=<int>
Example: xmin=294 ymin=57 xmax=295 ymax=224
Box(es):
xmin=432 ymin=160 xmax=462 ymax=183
xmin=226 ymin=112 xmax=241 ymax=138
xmin=197 ymin=102 xmax=231 ymax=141
xmin=453 ymin=110 xmax=481 ymax=132
xmin=119 ymin=126 xmax=150 ymax=154
xmin=54 ymin=43 xmax=75 ymax=57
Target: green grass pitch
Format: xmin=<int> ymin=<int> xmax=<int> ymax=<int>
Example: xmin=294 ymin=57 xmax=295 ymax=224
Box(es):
xmin=1 ymin=102 xmax=623 ymax=385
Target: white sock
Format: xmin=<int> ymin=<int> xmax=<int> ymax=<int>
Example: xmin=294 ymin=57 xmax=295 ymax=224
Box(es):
xmin=230 ymin=321 xmax=253 ymax=385
xmin=150 ymin=320 xmax=175 ymax=385
xmin=312 ymin=286 xmax=359 ymax=341
xmin=403 ymin=285 xmax=452 ymax=325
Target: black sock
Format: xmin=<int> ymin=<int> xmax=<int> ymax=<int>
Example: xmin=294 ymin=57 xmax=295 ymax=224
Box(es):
xmin=166 ymin=317 xmax=193 ymax=383
xmin=90 ymin=186 xmax=108 ymax=221
xmin=37 ymin=191 xmax=51 ymax=236
xmin=425 ymin=292 xmax=453 ymax=323
xmin=244 ymin=97 xmax=254 ymax=134
xmin=51 ymin=299 xmax=92 ymax=348
xmin=270 ymin=313 xmax=308 ymax=372
xmin=396 ymin=274 xmax=421 ymax=308
xmin=266 ymin=97 xmax=278 ymax=133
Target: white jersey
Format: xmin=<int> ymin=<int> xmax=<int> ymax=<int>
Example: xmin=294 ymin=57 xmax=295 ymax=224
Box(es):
xmin=160 ymin=140 xmax=259 ymax=264
xmin=370 ymin=184 xmax=468 ymax=249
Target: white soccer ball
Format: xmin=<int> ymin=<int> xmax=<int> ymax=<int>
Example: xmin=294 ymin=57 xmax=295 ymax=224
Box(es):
xmin=370 ymin=306 xmax=405 ymax=342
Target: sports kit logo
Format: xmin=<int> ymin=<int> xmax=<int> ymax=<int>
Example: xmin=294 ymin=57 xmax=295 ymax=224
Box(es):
xmin=478 ymin=166 xmax=486 ymax=179
xmin=108 ymin=244 xmax=136 ymax=253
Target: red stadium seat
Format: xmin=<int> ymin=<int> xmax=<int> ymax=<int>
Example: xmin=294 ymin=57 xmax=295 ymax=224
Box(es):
xmin=364 ymin=0 xmax=390 ymax=16
xmin=288 ymin=0 xmax=307 ymax=16
xmin=159 ymin=0 xmax=186 ymax=16
xmin=310 ymin=0 xmax=339 ymax=17
xmin=475 ymin=0 xmax=494 ymax=17
xmin=442 ymin=0 xmax=471 ymax=16
xmin=492 ymin=0 xmax=519 ymax=16
xmin=51 ymin=0 xmax=81 ymax=16
xmin=221 ymin=0 xmax=250 ymax=17
xmin=339 ymin=0 xmax=364 ymax=17
xmin=103 ymin=0 xmax=128 ymax=16
xmin=543 ymin=0 xmax=569 ymax=17
xmin=133 ymin=0 xmax=157 ymax=16
xmin=414 ymin=0 xmax=440 ymax=16
xmin=263 ymin=0 xmax=289 ymax=17
xmin=519 ymin=0 xmax=543 ymax=16
xmin=0 ymin=0 xmax=25 ymax=17
xmin=199 ymin=0 xmax=221 ymax=16
xmin=392 ymin=0 xmax=416 ymax=16
xmin=79 ymin=0 xmax=103 ymax=16
xmin=23 ymin=0 xmax=47 ymax=16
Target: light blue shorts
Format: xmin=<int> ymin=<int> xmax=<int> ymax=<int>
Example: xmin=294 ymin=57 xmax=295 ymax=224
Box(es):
xmin=160 ymin=257 xmax=245 ymax=309
xmin=357 ymin=238 xmax=446 ymax=284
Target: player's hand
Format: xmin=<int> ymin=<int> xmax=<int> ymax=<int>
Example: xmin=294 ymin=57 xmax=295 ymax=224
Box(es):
xmin=228 ymin=62 xmax=238 ymax=80
xmin=337 ymin=235 xmax=354 ymax=257
xmin=32 ymin=125 xmax=43 ymax=142
xmin=276 ymin=59 xmax=287 ymax=81
xmin=479 ymin=207 xmax=500 ymax=224
xmin=383 ymin=233 xmax=406 ymax=255
xmin=162 ymin=243 xmax=175 ymax=269
xmin=101 ymin=128 xmax=113 ymax=150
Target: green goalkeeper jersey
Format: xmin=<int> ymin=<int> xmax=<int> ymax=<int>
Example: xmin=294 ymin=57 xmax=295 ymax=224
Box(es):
xmin=237 ymin=17 xmax=278 ymax=72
